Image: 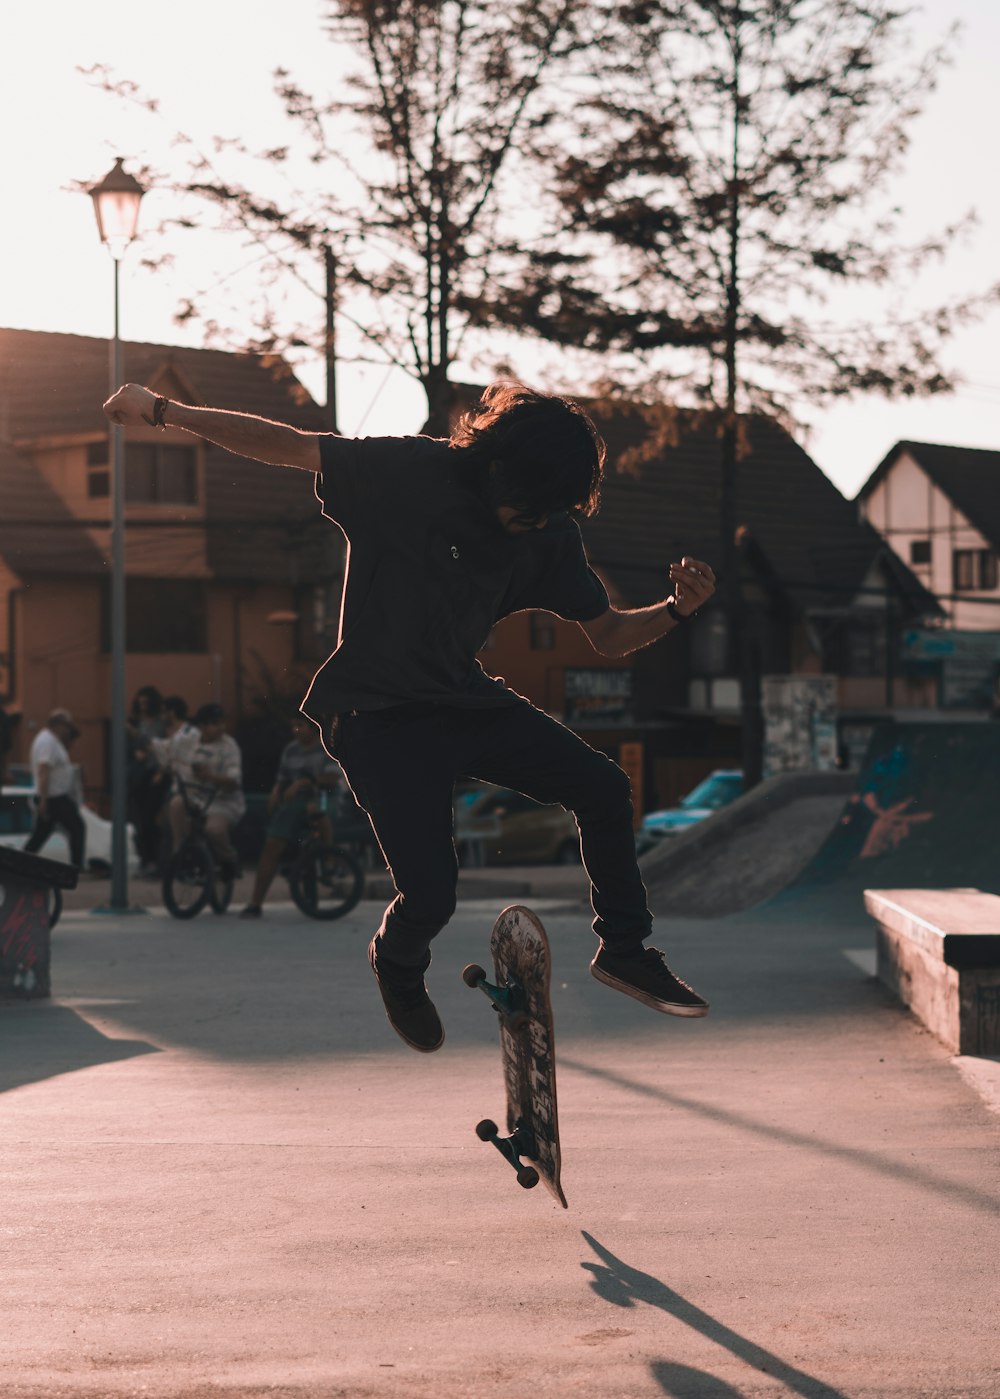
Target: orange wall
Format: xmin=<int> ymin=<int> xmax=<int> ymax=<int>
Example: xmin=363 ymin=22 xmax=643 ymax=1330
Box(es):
xmin=6 ymin=578 xmax=303 ymax=801
xmin=480 ymin=611 xmax=630 ymax=716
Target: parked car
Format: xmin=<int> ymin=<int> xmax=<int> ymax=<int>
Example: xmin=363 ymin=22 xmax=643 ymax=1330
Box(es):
xmin=0 ymin=785 xmax=139 ymax=873
xmin=637 ymin=770 xmax=745 ymax=852
xmin=455 ymin=786 xmax=580 ymax=867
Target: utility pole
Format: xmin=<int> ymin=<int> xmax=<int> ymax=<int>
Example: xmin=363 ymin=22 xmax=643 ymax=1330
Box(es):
xmin=720 ymin=16 xmax=764 ymax=789
xmin=324 ymin=244 xmax=339 ymax=434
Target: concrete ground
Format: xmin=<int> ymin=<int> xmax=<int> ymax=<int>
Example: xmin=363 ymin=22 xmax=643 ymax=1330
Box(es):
xmin=2 ymin=884 xmax=998 ymax=1398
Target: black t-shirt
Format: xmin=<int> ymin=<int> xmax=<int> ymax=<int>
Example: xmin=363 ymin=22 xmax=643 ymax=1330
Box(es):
xmin=300 ymin=434 xmax=609 ymax=716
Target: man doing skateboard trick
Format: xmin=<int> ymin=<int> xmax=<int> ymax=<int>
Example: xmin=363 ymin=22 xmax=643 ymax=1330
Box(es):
xmin=104 ymin=380 xmax=715 ymax=1051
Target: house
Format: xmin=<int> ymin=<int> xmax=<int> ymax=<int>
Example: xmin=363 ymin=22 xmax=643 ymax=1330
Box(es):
xmin=481 ymin=404 xmax=940 ymax=804
xmin=857 ymin=441 xmax=1000 ymax=712
xmin=857 ymin=441 xmax=1000 ymax=629
xmin=0 ymin=327 xmax=339 ymax=800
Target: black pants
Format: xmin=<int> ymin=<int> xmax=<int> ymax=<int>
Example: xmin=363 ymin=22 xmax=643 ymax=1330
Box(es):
xmin=331 ymin=702 xmax=651 ymax=968
xmin=129 ymin=771 xmax=169 ymax=866
xmin=25 ymin=794 xmax=86 ymax=869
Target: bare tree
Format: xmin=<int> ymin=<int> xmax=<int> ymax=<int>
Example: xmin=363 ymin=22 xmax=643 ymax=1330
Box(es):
xmin=474 ymin=0 xmax=997 ymax=784
xmin=89 ymin=0 xmax=598 ymax=434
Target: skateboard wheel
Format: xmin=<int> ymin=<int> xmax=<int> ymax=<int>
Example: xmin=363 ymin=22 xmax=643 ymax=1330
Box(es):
xmin=475 ymin=1119 xmax=498 ymax=1141
xmin=462 ymin=963 xmax=487 ymax=988
xmin=516 ymin=1166 xmax=540 ymax=1190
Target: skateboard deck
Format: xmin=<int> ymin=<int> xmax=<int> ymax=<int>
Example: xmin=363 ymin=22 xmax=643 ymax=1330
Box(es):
xmin=462 ymin=904 xmax=567 ymax=1208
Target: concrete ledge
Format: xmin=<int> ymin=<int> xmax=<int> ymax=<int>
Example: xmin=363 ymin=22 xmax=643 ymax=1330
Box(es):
xmin=864 ymin=888 xmax=1000 ymax=1055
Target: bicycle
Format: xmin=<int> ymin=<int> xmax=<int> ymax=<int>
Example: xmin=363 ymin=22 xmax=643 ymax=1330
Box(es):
xmin=162 ymin=777 xmax=237 ymax=920
xmin=281 ymin=805 xmax=365 ymax=920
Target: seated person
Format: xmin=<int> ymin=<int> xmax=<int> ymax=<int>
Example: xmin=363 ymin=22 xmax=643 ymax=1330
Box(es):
xmin=240 ymin=716 xmax=347 ymax=918
xmin=167 ymin=702 xmax=246 ymax=879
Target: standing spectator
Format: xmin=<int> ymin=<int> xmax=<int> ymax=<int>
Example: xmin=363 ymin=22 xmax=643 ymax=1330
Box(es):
xmin=25 ymin=708 xmax=86 ymax=869
xmin=239 ymin=716 xmax=347 ymax=918
xmin=167 ymin=703 xmax=245 ymax=878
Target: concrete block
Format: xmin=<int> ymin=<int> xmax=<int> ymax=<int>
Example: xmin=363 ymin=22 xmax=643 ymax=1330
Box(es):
xmin=864 ymin=888 xmax=1000 ymax=1055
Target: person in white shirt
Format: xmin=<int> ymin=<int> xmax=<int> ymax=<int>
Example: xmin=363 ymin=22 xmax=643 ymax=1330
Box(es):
xmin=166 ymin=703 xmax=245 ymax=876
xmin=25 ymin=708 xmax=86 ymax=868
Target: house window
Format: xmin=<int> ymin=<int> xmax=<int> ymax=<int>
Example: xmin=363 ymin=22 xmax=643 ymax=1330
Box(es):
xmin=953 ymin=549 xmax=997 ymax=591
xmin=86 ymin=441 xmax=198 ymax=504
xmin=910 ymin=539 xmax=931 ymax=565
xmin=821 ymin=617 xmax=886 ymax=677
xmin=100 ymin=579 xmax=207 ymax=653
xmin=125 ymin=443 xmax=198 ymax=504
xmin=529 ymin=612 xmax=556 ymax=651
xmin=689 ymin=608 xmax=728 ymax=676
xmin=87 ymin=439 xmax=110 ymax=498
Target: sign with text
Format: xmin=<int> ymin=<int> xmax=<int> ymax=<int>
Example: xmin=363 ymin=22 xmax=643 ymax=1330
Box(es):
xmin=902 ymin=629 xmax=1000 ymax=710
xmin=564 ymin=668 xmax=633 ymax=724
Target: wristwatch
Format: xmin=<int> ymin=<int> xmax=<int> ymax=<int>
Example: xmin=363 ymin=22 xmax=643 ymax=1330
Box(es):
xmin=666 ymin=599 xmax=690 ymax=625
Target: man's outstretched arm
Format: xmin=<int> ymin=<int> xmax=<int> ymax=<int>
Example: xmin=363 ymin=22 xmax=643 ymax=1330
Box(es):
xmin=102 ymin=384 xmax=322 ymax=472
xmin=579 ymin=557 xmax=716 ymax=657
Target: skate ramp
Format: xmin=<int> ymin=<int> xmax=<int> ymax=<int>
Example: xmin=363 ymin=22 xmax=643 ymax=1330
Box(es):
xmin=771 ymin=721 xmax=1000 ymax=915
xmin=641 ymin=770 xmax=853 ymax=917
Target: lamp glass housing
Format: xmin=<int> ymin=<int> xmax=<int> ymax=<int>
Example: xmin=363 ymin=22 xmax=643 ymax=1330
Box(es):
xmin=89 ymin=159 xmax=144 ymax=259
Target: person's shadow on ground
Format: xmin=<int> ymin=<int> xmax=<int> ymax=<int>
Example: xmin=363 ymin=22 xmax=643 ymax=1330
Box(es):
xmin=581 ymin=1231 xmax=849 ymax=1399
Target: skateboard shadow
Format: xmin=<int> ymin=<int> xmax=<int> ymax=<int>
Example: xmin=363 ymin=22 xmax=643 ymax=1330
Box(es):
xmin=0 ymin=1003 xmax=158 ymax=1095
xmin=581 ymin=1231 xmax=848 ymax=1399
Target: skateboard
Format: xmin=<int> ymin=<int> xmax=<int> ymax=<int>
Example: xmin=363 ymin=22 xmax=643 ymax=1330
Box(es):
xmin=462 ymin=904 xmax=568 ymax=1208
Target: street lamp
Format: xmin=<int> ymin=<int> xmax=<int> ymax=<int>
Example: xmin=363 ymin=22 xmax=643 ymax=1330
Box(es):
xmin=88 ymin=157 xmax=145 ymax=912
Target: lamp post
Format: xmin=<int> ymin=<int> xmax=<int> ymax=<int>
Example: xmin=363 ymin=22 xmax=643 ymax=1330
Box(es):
xmin=88 ymin=157 xmax=145 ymax=912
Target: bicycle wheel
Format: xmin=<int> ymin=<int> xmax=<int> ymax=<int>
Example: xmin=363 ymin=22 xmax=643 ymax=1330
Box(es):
xmin=289 ymin=845 xmax=364 ymax=920
xmin=163 ymin=842 xmax=213 ymax=919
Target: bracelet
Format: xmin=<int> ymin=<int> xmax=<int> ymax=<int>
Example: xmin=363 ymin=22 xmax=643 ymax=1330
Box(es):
xmin=151 ymin=395 xmax=169 ymax=429
xmin=666 ymin=599 xmax=690 ymax=625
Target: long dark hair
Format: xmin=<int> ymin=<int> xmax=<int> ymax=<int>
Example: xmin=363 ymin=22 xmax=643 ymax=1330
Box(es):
xmin=130 ymin=685 xmax=163 ymax=721
xmin=450 ymin=380 xmax=605 ymax=518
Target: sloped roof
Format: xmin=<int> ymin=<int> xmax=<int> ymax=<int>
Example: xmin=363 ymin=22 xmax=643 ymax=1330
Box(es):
xmin=0 ymin=440 xmax=106 ymax=578
xmin=0 ymin=326 xmax=327 ymax=440
xmin=580 ymin=406 xmax=936 ymax=615
xmin=0 ymin=327 xmax=334 ymax=583
xmin=443 ymin=385 xmax=935 ymax=615
xmin=857 ymin=440 xmax=1000 ymax=549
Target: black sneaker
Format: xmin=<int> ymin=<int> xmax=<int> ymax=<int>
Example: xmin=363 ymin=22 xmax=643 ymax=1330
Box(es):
xmin=591 ymin=945 xmax=709 ymax=1017
xmin=368 ymin=936 xmax=445 ymax=1053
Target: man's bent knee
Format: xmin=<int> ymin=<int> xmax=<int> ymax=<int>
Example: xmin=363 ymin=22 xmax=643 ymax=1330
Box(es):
xmin=575 ymin=757 xmax=634 ymax=822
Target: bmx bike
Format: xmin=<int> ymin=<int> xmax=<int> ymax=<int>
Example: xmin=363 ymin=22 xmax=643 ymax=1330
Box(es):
xmin=162 ymin=777 xmax=237 ymax=920
xmin=281 ymin=805 xmax=365 ymax=921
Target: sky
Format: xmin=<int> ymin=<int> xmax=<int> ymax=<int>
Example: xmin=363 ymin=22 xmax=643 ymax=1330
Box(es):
xmin=2 ymin=0 xmax=997 ymax=501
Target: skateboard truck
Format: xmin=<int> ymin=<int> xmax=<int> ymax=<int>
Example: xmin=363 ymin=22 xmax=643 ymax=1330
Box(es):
xmin=474 ymin=1117 xmax=540 ymax=1190
xmin=462 ymin=962 xmax=530 ymax=1031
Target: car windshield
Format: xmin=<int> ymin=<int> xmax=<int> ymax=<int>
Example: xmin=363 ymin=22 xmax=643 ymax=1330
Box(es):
xmin=680 ymin=774 xmax=743 ymax=810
